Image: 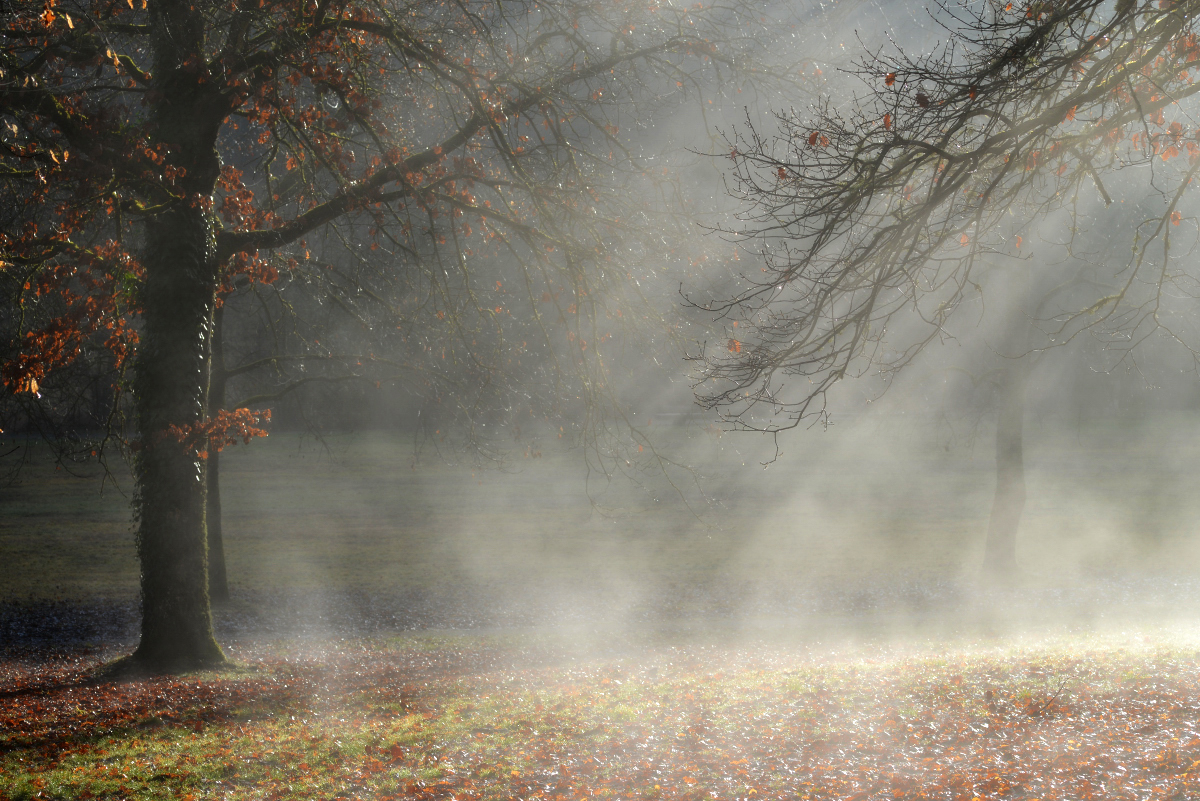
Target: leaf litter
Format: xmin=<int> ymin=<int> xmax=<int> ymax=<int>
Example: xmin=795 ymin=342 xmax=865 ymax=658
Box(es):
xmin=4 ymin=631 xmax=1200 ymax=800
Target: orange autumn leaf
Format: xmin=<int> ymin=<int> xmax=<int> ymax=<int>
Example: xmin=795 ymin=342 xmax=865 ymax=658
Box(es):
xmin=883 ymin=113 xmax=892 ymax=130
xmin=808 ymin=130 xmax=819 ymax=146
xmin=728 ymin=339 xmax=742 ymax=353
xmin=885 ymin=72 xmax=896 ymax=86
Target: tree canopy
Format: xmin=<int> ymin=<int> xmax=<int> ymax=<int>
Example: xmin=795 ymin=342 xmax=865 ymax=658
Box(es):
xmin=0 ymin=0 xmax=779 ymax=670
xmin=697 ymin=0 xmax=1200 ymax=431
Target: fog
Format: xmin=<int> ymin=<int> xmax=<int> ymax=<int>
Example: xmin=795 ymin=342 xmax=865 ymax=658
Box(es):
xmin=14 ymin=3 xmax=1200 ymax=801
xmin=6 ymin=0 xmax=1200 ymax=650
xmin=242 ymin=0 xmax=1200 ymax=646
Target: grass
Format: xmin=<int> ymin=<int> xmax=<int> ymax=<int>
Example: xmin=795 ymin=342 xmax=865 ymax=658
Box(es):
xmin=5 ymin=630 xmax=1200 ymax=800
xmin=5 ymin=416 xmax=1200 ymax=799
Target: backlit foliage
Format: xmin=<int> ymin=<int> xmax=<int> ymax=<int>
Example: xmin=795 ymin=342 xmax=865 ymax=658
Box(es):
xmin=0 ymin=0 xmax=769 ymax=466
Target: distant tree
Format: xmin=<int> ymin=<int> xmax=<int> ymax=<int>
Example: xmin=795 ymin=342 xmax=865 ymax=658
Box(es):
xmin=0 ymin=0 xmax=780 ymax=670
xmin=694 ymin=0 xmax=1200 ymax=574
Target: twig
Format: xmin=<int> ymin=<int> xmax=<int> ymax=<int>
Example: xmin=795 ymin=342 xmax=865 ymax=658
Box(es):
xmin=1028 ymin=678 xmax=1069 ymax=717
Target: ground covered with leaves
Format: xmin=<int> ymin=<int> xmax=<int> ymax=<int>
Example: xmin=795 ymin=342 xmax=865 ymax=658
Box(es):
xmin=3 ymin=630 xmax=1200 ymax=801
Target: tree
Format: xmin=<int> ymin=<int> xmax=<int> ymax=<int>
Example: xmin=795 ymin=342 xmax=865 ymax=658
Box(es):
xmin=694 ymin=0 xmax=1200 ymax=573
xmin=1 ymin=0 xmax=779 ymax=670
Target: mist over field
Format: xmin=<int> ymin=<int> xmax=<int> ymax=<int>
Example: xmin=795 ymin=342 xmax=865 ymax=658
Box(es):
xmin=7 ymin=398 xmax=1200 ymax=648
xmin=5 ymin=0 xmax=1200 ymax=646
xmin=8 ymin=0 xmax=1200 ymax=798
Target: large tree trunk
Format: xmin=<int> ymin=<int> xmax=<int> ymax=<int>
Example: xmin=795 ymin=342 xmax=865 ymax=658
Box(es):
xmin=207 ymin=306 xmax=230 ymax=604
xmin=129 ymin=0 xmax=230 ymax=671
xmin=981 ymin=357 xmax=1029 ymax=577
xmin=132 ymin=201 xmax=225 ymax=670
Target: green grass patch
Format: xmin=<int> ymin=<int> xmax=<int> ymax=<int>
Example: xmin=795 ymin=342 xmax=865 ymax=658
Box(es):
xmin=5 ymin=631 xmax=1200 ymax=800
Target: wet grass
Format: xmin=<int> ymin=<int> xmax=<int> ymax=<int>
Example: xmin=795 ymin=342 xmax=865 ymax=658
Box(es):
xmin=5 ymin=630 xmax=1200 ymax=800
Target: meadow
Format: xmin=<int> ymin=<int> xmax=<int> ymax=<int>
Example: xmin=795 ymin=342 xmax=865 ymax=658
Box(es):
xmin=4 ymin=414 xmax=1200 ymax=800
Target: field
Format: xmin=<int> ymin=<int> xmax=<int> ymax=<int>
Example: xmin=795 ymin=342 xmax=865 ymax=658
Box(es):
xmin=4 ymin=415 xmax=1200 ymax=800
xmin=6 ymin=632 xmax=1200 ymax=800
xmin=6 ymin=415 xmax=1200 ymax=605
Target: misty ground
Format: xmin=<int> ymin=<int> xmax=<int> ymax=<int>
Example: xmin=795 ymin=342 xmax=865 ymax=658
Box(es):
xmin=5 ymin=412 xmax=1200 ymax=646
xmin=6 ymin=415 xmax=1200 ymax=800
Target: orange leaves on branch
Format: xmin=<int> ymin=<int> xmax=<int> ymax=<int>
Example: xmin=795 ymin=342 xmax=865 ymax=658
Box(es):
xmin=960 ymin=233 xmax=970 ymax=245
xmin=165 ymin=409 xmax=272 ymax=460
xmin=777 ymin=166 xmax=788 ymax=180
xmin=807 ymin=131 xmax=829 ymax=148
xmin=6 ymin=282 xmax=136 ymax=396
xmin=225 ymin=252 xmax=280 ymax=291
xmin=885 ymin=72 xmax=896 ymax=87
xmin=1171 ymin=210 xmax=1182 ymax=225
xmin=808 ymin=131 xmax=819 ymax=146
xmin=1015 ymin=235 xmax=1023 ymax=248
xmin=216 ymin=165 xmax=244 ymax=193
xmin=728 ymin=339 xmax=742 ymax=353
xmin=219 ymin=185 xmax=275 ymax=233
xmin=883 ymin=113 xmax=892 ymax=130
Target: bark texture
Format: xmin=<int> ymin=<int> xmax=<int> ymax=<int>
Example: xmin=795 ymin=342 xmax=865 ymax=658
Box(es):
xmin=132 ymin=205 xmax=225 ymax=669
xmin=130 ymin=0 xmax=230 ymax=670
xmin=982 ymin=358 xmax=1028 ymax=577
xmin=207 ymin=307 xmax=230 ymax=604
